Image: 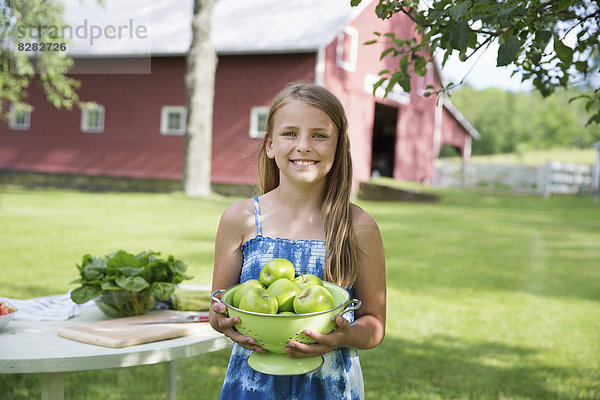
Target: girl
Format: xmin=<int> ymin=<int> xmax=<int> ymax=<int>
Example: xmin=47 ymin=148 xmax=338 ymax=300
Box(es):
xmin=210 ymin=82 xmax=386 ymax=400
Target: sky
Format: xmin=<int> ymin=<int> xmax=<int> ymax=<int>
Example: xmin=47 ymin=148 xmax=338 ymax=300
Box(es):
xmin=435 ymin=40 xmax=534 ymax=92
xmin=436 ymin=26 xmax=599 ymax=92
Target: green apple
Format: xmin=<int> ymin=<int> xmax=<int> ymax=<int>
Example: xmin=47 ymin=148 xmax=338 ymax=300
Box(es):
xmin=259 ymin=258 xmax=295 ymax=288
xmin=293 ymin=273 xmax=324 ymax=290
xmin=238 ymin=287 xmax=278 ymax=314
xmin=267 ymin=278 xmax=301 ymax=312
xmin=232 ymin=279 xmax=264 ymax=308
xmin=278 ymin=311 xmax=295 ymax=315
xmin=293 ymin=285 xmax=335 ymax=314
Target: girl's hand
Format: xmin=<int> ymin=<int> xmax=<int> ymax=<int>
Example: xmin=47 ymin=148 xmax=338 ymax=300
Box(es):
xmin=285 ymin=315 xmax=352 ymax=358
xmin=210 ymin=302 xmax=266 ymax=353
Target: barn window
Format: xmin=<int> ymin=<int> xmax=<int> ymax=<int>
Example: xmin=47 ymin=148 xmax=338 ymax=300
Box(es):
xmin=81 ymin=103 xmax=105 ymax=133
xmin=8 ymin=103 xmax=32 ymax=130
xmin=160 ymin=106 xmax=186 ymax=135
xmin=249 ymin=106 xmax=269 ymax=139
xmin=336 ymin=26 xmax=358 ymax=72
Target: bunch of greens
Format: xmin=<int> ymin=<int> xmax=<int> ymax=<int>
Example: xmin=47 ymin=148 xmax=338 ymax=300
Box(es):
xmin=70 ymin=250 xmax=193 ymax=304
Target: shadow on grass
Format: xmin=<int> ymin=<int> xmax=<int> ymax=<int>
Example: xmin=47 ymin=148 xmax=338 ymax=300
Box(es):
xmin=3 ymin=337 xmax=597 ymax=399
xmin=360 ymin=334 xmax=594 ymax=400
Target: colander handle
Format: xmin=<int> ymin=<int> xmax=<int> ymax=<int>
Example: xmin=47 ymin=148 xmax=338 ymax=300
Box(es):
xmin=339 ymin=298 xmax=362 ymax=315
xmin=211 ymin=289 xmax=226 ymax=304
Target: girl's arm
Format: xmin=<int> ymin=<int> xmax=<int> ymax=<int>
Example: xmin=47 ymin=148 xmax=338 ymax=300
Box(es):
xmin=286 ymin=208 xmax=386 ymax=356
xmin=341 ymin=214 xmax=387 ymax=348
xmin=209 ymin=201 xmax=266 ymax=353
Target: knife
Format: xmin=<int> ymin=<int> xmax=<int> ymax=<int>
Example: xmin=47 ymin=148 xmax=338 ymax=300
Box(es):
xmin=130 ymin=315 xmax=209 ymax=324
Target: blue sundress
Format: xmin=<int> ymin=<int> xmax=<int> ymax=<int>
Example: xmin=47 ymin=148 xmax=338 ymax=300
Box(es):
xmin=219 ymin=196 xmax=364 ymax=400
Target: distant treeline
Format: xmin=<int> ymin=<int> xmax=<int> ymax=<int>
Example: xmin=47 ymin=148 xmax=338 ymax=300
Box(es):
xmin=448 ymin=86 xmax=600 ymax=156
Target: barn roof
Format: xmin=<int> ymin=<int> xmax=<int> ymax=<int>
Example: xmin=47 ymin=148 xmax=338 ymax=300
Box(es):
xmin=443 ymin=99 xmax=481 ymax=140
xmin=61 ymin=0 xmax=372 ymax=57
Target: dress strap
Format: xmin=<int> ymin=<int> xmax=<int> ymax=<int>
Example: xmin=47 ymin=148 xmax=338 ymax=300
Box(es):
xmin=253 ymin=196 xmax=262 ymax=236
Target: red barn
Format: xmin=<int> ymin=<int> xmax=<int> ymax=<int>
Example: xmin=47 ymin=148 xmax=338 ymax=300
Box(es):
xmin=0 ymin=0 xmax=478 ymax=188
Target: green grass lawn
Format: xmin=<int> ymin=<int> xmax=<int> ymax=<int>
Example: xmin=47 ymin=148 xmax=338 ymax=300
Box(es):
xmin=1 ymin=187 xmax=599 ymax=399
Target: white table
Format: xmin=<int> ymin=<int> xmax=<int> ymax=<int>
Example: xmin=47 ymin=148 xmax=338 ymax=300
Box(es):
xmin=0 ymin=306 xmax=232 ymax=400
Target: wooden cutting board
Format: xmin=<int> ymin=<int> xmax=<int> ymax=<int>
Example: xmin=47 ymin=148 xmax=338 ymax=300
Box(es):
xmin=57 ymin=310 xmax=213 ymax=348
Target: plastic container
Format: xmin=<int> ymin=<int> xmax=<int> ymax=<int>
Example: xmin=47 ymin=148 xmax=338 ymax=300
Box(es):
xmin=95 ymin=290 xmax=155 ymax=317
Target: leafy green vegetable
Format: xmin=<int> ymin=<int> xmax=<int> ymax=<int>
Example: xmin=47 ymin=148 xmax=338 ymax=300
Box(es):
xmin=70 ymin=249 xmax=193 ymax=304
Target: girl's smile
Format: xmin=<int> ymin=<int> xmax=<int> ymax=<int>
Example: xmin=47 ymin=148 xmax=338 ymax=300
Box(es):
xmin=290 ymin=159 xmax=318 ymax=167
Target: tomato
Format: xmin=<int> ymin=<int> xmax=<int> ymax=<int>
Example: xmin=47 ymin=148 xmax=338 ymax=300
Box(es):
xmin=0 ymin=301 xmax=15 ymax=315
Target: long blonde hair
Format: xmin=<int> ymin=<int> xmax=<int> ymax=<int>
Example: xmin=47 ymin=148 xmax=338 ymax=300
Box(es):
xmin=258 ymin=82 xmax=358 ymax=288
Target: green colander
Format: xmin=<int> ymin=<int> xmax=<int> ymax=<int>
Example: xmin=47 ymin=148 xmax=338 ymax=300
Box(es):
xmin=211 ymin=281 xmax=361 ymax=375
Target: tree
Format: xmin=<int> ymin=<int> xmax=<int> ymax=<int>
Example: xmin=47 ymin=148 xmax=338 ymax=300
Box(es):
xmin=352 ymin=0 xmax=600 ymax=125
xmin=183 ymin=0 xmax=217 ymax=198
xmin=0 ymin=0 xmax=81 ymax=119
xmin=450 ymin=85 xmax=600 ymax=154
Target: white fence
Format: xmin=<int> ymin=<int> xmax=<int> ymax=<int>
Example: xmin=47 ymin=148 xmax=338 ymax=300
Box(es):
xmin=434 ymin=160 xmax=594 ymax=197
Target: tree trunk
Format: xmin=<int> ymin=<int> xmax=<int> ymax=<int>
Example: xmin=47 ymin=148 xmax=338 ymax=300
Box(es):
xmin=183 ymin=0 xmax=217 ymax=198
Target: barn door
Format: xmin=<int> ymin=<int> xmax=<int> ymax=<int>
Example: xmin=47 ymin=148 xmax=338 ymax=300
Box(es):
xmin=371 ymin=103 xmax=398 ymax=178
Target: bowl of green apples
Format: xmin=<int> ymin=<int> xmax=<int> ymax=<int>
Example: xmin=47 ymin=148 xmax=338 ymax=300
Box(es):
xmin=211 ymin=258 xmax=361 ymax=376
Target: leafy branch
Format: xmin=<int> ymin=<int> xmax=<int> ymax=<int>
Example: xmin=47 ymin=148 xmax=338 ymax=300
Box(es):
xmin=353 ymin=0 xmax=600 ymax=125
xmin=0 ymin=0 xmax=84 ymax=121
